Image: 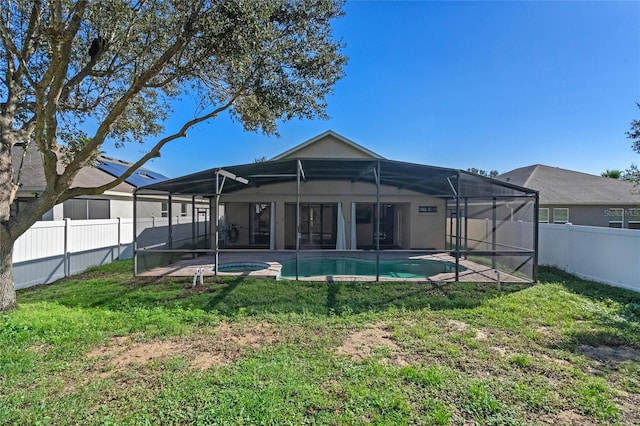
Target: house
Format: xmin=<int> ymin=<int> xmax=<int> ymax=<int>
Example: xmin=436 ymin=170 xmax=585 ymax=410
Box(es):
xmin=134 ymin=131 xmax=539 ymax=282
xmin=11 ymin=142 xmax=169 ymax=220
xmin=497 ymin=164 xmax=640 ymax=229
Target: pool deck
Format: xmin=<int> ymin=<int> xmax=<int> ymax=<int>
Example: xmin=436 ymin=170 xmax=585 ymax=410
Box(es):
xmin=136 ymin=251 xmax=530 ymax=284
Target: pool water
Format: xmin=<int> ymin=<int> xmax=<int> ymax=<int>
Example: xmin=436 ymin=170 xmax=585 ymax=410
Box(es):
xmin=211 ymin=263 xmax=270 ymax=273
xmin=280 ymin=257 xmax=463 ymax=279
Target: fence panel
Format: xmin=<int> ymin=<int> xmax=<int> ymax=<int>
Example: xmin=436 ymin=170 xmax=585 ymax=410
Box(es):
xmin=13 ymin=221 xmax=66 ymax=262
xmin=539 ymin=223 xmax=640 ymax=292
xmin=13 ymin=218 xmax=134 ymax=289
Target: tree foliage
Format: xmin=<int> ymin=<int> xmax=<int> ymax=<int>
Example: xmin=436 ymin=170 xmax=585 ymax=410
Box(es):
xmin=0 ymin=0 xmax=347 ymax=311
xmin=623 ymin=164 xmax=640 ymax=183
xmin=467 ymin=168 xmax=499 ymax=178
xmin=627 ymin=103 xmax=640 ymax=156
xmin=625 ymin=104 xmax=640 ymax=189
xmin=600 ymin=169 xmax=622 ymax=179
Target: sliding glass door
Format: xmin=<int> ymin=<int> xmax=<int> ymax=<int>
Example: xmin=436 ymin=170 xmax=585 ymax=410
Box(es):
xmin=300 ymin=204 xmax=336 ymax=246
xmin=285 ymin=203 xmax=337 ymax=248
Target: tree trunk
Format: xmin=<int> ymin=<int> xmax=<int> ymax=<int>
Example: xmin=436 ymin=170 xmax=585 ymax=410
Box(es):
xmin=0 ymin=233 xmax=16 ymax=311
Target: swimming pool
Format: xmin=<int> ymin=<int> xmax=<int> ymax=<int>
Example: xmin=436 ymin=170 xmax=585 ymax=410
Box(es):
xmin=279 ymin=257 xmax=464 ymax=279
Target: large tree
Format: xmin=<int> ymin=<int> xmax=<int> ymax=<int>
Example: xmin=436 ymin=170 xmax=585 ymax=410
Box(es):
xmin=0 ymin=0 xmax=346 ymax=311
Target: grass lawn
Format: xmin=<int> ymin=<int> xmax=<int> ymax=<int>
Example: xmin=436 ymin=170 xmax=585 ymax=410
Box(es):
xmin=2 ymin=260 xmax=639 ymax=425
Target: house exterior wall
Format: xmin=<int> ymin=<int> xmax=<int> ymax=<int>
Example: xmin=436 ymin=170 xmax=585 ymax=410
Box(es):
xmin=217 ymin=180 xmax=447 ymax=250
xmin=110 ymin=198 xmax=134 ymax=218
xmin=540 ymin=204 xmax=640 ymax=228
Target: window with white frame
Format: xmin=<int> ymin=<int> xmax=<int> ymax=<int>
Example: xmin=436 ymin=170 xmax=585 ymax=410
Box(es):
xmin=161 ymin=202 xmax=168 ymax=218
xmin=538 ymin=208 xmax=549 ymax=223
xmin=553 ymin=208 xmax=569 ymax=224
xmin=181 ymin=202 xmax=188 ymax=217
xmin=607 ymin=208 xmax=624 ymax=228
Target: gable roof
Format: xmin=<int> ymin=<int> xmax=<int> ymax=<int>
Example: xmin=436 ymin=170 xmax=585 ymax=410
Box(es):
xmin=497 ymin=164 xmax=639 ymax=205
xmin=271 ymin=130 xmax=384 ymax=160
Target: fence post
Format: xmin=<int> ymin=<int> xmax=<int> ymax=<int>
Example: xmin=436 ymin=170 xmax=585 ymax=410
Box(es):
xmin=117 ymin=217 xmax=122 ymax=259
xmin=64 ymin=218 xmax=71 ymax=277
xmin=564 ymin=222 xmax=572 ymax=273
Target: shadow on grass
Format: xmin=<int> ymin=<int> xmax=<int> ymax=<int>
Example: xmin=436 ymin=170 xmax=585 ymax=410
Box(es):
xmin=19 ymin=265 xmax=531 ymax=317
xmin=16 ymin=259 xmax=536 ymax=316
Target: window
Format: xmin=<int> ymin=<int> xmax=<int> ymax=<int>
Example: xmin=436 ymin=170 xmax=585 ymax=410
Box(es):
xmin=606 ymin=208 xmax=624 ymax=228
xmin=418 ymin=205 xmax=438 ymax=214
xmin=629 ymin=222 xmax=640 ymax=230
xmin=538 ymin=208 xmax=549 ymax=223
xmin=10 ymin=197 xmax=32 ymax=216
xmin=181 ymin=203 xmax=188 ymax=217
xmin=553 ymin=208 xmax=569 ymax=224
xmin=628 ymin=208 xmax=640 ymax=219
xmin=63 ymin=198 xmax=110 ymax=220
xmin=161 ymin=202 xmax=168 ymax=218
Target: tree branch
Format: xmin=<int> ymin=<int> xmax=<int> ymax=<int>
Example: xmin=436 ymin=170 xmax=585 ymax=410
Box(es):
xmin=65 ymin=92 xmax=241 ymax=198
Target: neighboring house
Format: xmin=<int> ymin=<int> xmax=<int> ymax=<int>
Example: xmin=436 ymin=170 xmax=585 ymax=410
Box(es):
xmin=497 ymin=164 xmax=640 ymax=229
xmin=11 ymin=142 xmax=169 ymax=220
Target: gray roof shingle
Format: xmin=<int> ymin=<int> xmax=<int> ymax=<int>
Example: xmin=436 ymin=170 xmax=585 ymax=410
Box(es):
xmin=497 ymin=164 xmax=639 ymax=205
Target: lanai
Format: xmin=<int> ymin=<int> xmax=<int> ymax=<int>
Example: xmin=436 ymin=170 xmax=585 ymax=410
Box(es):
xmin=133 ymin=157 xmax=539 ymax=283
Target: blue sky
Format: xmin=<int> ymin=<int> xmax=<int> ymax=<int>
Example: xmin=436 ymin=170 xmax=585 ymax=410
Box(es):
xmin=102 ymin=0 xmax=640 ymax=179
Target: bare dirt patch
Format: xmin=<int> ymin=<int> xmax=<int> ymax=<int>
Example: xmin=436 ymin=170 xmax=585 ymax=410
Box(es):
xmin=447 ymin=319 xmax=469 ymax=332
xmin=29 ymin=343 xmax=51 ymax=354
xmin=540 ymin=410 xmax=597 ymax=426
xmin=335 ymin=323 xmax=406 ymax=365
xmin=540 ymin=353 xmax=571 ymax=367
xmin=474 ymin=329 xmax=489 ymax=340
xmin=578 ymin=345 xmax=640 ymax=363
xmin=617 ymin=390 xmax=640 ymax=425
xmin=87 ymin=321 xmax=282 ymax=376
xmin=490 ymin=346 xmax=508 ymax=356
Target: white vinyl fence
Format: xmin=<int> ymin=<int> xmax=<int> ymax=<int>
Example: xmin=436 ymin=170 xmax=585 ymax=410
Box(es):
xmin=539 ymin=223 xmax=640 ymax=292
xmin=12 ymin=219 xmax=640 ymax=293
xmin=12 ymin=216 xmax=207 ymax=290
xmin=12 ymin=218 xmax=134 ymax=289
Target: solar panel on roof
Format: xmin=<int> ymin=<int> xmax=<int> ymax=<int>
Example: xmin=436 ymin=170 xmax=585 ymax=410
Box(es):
xmin=96 ymin=158 xmax=169 ymax=188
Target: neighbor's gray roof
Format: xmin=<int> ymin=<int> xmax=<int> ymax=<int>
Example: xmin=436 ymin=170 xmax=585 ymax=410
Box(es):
xmin=497 ymin=164 xmax=639 ymax=205
xmin=139 ymin=157 xmax=537 ymax=199
xmin=11 ymin=143 xmax=167 ymax=194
